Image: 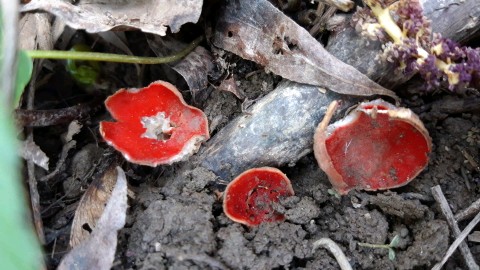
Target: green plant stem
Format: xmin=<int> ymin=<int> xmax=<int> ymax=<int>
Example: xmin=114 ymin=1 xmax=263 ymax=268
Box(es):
xmin=357 ymin=242 xmax=389 ymax=249
xmin=25 ymin=36 xmax=204 ymax=64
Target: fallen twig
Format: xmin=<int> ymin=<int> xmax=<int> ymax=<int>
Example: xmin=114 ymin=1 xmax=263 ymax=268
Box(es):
xmin=39 ymin=140 xmax=76 ymax=182
xmin=26 ymin=61 xmax=45 ymax=244
xmin=431 ymin=185 xmax=479 ymax=270
xmin=15 ymin=95 xmax=103 ymax=127
xmin=432 ymin=211 xmax=480 ymax=270
xmin=312 ymin=238 xmax=353 ymax=270
xmin=455 ymin=198 xmax=480 ymax=222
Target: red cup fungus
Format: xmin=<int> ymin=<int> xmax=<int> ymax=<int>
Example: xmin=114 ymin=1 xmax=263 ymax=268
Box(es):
xmin=100 ymin=81 xmax=209 ymax=166
xmin=313 ymin=99 xmax=432 ymax=195
xmin=223 ymin=167 xmax=294 ymax=227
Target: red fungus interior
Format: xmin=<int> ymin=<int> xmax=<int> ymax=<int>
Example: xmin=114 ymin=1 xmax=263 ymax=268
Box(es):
xmin=362 ymin=104 xmax=388 ymax=110
xmin=224 ymin=169 xmax=293 ymax=226
xmin=325 ymin=110 xmax=429 ymax=190
xmin=101 ymin=82 xmax=207 ymax=164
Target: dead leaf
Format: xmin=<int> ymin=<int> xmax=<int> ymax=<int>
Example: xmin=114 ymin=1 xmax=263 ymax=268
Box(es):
xmin=148 ymin=36 xmax=214 ymax=101
xmin=97 ymin=31 xmax=142 ymax=76
xmin=218 ymin=77 xmax=245 ymax=99
xmin=59 ymin=166 xmax=127 ymax=270
xmin=18 ymin=12 xmax=53 ymax=50
xmin=319 ymin=0 xmax=354 ymax=12
xmin=21 ymin=0 xmax=203 ymax=36
xmin=69 ymin=164 xmax=118 ymax=248
xmin=172 ymin=46 xmax=214 ymax=102
xmin=20 ymin=137 xmax=49 ymax=171
xmin=212 ymin=0 xmax=397 ymax=99
xmin=63 ymin=120 xmax=82 ymax=143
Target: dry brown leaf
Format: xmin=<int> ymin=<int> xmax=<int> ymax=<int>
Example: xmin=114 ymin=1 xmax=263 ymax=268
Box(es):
xmin=18 ymin=12 xmax=53 ymax=50
xmin=69 ymin=164 xmax=118 ymax=248
xmin=148 ymin=36 xmax=214 ymax=101
xmin=62 ymin=120 xmax=82 ymax=143
xmin=20 ymin=137 xmax=49 ymax=171
xmin=217 ymin=77 xmax=245 ymax=99
xmin=172 ymin=46 xmax=214 ymax=100
xmin=59 ymin=167 xmax=128 ymax=270
xmin=213 ymin=0 xmax=397 ymax=99
xmin=21 ymin=0 xmax=203 ymax=36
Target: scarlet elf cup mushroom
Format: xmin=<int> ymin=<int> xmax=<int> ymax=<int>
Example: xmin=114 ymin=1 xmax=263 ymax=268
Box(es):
xmin=100 ymin=81 xmax=209 ymax=166
xmin=313 ymin=99 xmax=432 ymax=195
xmin=223 ymin=167 xmax=294 ymax=227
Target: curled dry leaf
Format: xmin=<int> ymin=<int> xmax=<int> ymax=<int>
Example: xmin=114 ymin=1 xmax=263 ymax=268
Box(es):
xmin=213 ymin=0 xmax=397 ymax=99
xmin=172 ymin=46 xmax=215 ymax=102
xmin=21 ymin=0 xmax=203 ymax=36
xmin=63 ymin=120 xmax=82 ymax=143
xmin=319 ymin=0 xmax=354 ymax=12
xmin=59 ymin=167 xmax=128 ymax=270
xmin=147 ymin=36 xmax=215 ymax=102
xmin=18 ymin=13 xmax=53 ymax=50
xmin=217 ymin=77 xmax=245 ymax=100
xmin=20 ymin=137 xmax=49 ymax=171
xmin=69 ymin=164 xmax=118 ymax=248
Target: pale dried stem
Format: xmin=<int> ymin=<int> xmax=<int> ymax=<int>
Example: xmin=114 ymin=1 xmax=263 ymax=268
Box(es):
xmin=312 ymin=238 xmax=353 ymax=270
xmin=456 ymin=198 xmax=480 ymax=222
xmin=432 ymin=211 xmax=480 ymax=270
xmin=431 ymin=185 xmax=479 ymax=270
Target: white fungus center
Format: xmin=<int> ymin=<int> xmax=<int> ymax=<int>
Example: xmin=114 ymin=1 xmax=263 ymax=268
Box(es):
xmin=140 ymin=112 xmax=175 ymax=141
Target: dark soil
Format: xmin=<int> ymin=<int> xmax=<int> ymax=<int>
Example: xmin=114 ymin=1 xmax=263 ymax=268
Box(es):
xmin=114 ymin=70 xmax=479 ymax=269
xmin=26 ymin=5 xmax=480 ymax=270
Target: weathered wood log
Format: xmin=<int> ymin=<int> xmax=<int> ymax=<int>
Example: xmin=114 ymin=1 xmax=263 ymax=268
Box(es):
xmin=197 ymin=80 xmax=362 ymax=180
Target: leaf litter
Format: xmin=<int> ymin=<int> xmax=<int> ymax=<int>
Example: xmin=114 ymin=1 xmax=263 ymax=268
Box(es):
xmin=15 ymin=0 xmax=480 ymax=269
xmin=21 ymin=0 xmax=203 ymax=36
xmin=58 ymin=166 xmax=128 ymax=270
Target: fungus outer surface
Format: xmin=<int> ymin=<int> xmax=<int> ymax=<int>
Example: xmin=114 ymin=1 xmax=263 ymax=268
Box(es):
xmin=314 ymin=99 xmax=432 ymax=194
xmin=100 ymin=81 xmax=209 ymax=166
xmin=223 ymin=167 xmax=294 ymax=227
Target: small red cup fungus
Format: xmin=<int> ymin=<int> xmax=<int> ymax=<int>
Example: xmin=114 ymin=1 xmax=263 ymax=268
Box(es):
xmin=100 ymin=81 xmax=209 ymax=166
xmin=223 ymin=167 xmax=294 ymax=227
xmin=314 ymin=99 xmax=432 ymax=195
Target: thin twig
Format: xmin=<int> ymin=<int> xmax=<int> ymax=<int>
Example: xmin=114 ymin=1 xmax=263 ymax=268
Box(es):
xmin=27 ymin=135 xmax=45 ymax=244
xmin=312 ymin=238 xmax=353 ymax=270
xmin=455 ymin=197 xmax=480 ymax=222
xmin=25 ymin=60 xmax=46 ymax=244
xmin=39 ymin=140 xmax=76 ymax=182
xmin=15 ymin=95 xmax=103 ymax=127
xmin=432 ymin=211 xmax=480 ymax=270
xmin=431 ymin=185 xmax=479 ymax=270
xmin=26 ymin=36 xmax=204 ymax=64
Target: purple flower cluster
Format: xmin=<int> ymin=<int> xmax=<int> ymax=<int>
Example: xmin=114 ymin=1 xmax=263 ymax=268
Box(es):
xmin=359 ymin=0 xmax=480 ymax=91
xmin=395 ymin=0 xmax=430 ymax=43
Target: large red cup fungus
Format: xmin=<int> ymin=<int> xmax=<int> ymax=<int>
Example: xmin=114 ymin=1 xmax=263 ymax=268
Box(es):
xmin=100 ymin=81 xmax=209 ymax=166
xmin=223 ymin=167 xmax=294 ymax=227
xmin=314 ymin=99 xmax=432 ymax=195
